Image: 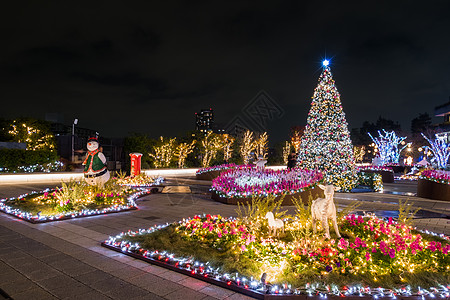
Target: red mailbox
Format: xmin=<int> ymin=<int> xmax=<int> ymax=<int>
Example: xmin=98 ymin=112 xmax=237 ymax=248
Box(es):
xmin=129 ymin=153 xmax=143 ymax=177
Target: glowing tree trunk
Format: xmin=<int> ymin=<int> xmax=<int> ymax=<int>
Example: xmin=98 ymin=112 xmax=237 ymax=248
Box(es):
xmin=201 ymin=132 xmax=222 ymax=168
xmin=297 ymin=64 xmax=356 ymax=191
xmin=282 ymin=141 xmax=291 ymax=164
xmin=221 ymin=134 xmax=235 ymax=162
xmin=240 ymin=130 xmax=255 ymax=165
xmin=149 ymin=137 xmax=176 ymax=168
xmin=422 ymin=133 xmax=450 ymax=169
xmin=290 ymin=128 xmax=303 ymax=153
xmin=353 ymin=146 xmax=366 ymax=163
xmin=368 ymin=130 xmax=407 ymax=165
xmin=254 ymin=132 xmax=268 ymax=159
xmin=175 ymin=141 xmax=196 ymax=168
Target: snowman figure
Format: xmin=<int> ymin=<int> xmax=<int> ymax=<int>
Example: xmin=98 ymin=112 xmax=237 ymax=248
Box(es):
xmin=82 ymin=137 xmax=110 ymax=186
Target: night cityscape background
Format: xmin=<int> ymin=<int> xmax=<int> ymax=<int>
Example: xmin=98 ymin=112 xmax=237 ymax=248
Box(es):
xmin=1 ymin=1 xmax=450 ymax=141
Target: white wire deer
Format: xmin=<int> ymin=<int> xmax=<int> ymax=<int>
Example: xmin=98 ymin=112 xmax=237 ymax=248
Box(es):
xmin=311 ymin=184 xmax=341 ymax=239
xmin=265 ymin=211 xmax=284 ymax=236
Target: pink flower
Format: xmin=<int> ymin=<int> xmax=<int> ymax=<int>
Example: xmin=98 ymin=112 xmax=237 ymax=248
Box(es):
xmin=388 ymin=248 xmax=395 ymax=258
xmin=337 ymin=238 xmax=348 ymax=250
xmin=365 ymin=252 xmax=371 ymax=261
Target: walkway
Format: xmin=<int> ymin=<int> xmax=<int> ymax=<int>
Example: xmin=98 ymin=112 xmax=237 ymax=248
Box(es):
xmin=0 ymin=178 xmax=448 ymax=299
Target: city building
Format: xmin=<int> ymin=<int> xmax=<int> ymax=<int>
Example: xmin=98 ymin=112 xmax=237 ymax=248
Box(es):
xmin=195 ymin=108 xmax=214 ymax=132
xmin=434 ymin=98 xmax=450 ymax=142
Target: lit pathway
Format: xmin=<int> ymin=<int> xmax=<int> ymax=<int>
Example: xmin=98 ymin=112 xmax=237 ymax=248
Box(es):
xmin=0 ymin=178 xmax=448 ymax=299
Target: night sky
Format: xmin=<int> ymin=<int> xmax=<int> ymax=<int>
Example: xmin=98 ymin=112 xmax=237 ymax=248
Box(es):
xmin=1 ymin=1 xmax=450 ymax=142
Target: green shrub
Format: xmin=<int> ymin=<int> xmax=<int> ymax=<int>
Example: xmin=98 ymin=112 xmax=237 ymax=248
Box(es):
xmin=0 ymin=149 xmax=58 ymax=172
xmin=356 ymin=171 xmax=383 ymax=191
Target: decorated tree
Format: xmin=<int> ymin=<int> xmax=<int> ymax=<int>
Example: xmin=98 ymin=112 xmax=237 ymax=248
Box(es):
xmin=422 ymin=133 xmax=450 ymax=169
xmin=368 ymin=130 xmax=407 ymax=165
xmin=8 ymin=118 xmax=56 ymax=151
xmin=353 ymin=145 xmax=366 ymax=163
xmin=149 ymin=137 xmax=176 ymax=168
xmin=200 ymin=131 xmax=222 ymax=167
xmin=175 ymin=140 xmax=196 ymax=168
xmin=239 ymin=130 xmax=255 ymax=165
xmin=254 ymin=132 xmax=268 ymax=159
xmin=290 ymin=126 xmax=303 ymax=153
xmin=221 ymin=134 xmax=235 ymax=162
xmin=297 ymin=62 xmax=357 ymax=191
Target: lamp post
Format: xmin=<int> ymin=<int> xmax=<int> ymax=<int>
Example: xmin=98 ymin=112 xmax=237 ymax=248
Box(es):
xmin=72 ymin=118 xmax=78 ymax=163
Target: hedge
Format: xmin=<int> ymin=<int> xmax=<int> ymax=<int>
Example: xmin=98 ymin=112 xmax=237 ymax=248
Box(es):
xmin=0 ymin=149 xmax=59 ymax=171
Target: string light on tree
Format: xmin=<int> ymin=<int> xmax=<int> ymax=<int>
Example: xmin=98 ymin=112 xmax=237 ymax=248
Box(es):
xmin=239 ymin=130 xmax=255 ymax=165
xmin=175 ymin=140 xmax=196 ymax=168
xmin=8 ymin=119 xmax=56 ymax=151
xmin=290 ymin=126 xmax=303 ymax=153
xmin=149 ymin=137 xmax=176 ymax=168
xmin=353 ymin=146 xmax=366 ymax=163
xmin=221 ymin=134 xmax=235 ymax=162
xmin=297 ymin=61 xmax=357 ymax=191
xmin=368 ymin=130 xmax=407 ymax=165
xmin=254 ymin=132 xmax=268 ymax=159
xmin=421 ymin=133 xmax=450 ymax=169
xmin=200 ymin=131 xmax=223 ymax=168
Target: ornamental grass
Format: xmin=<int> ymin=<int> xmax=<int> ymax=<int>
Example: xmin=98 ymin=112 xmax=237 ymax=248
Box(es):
xmin=117 ymin=196 xmax=449 ymax=290
xmin=2 ymin=178 xmax=133 ymax=216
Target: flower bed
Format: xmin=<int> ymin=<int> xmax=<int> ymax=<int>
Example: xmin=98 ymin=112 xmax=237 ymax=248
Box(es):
xmin=0 ymin=179 xmax=151 ymax=223
xmin=417 ymin=170 xmax=450 ymax=201
xmin=102 ymin=213 xmax=449 ymax=299
xmin=420 ymin=170 xmax=450 ymax=185
xmin=115 ymin=174 xmax=164 ymax=187
xmin=211 ymin=167 xmax=323 ymax=205
xmin=195 ymin=164 xmax=243 ymax=180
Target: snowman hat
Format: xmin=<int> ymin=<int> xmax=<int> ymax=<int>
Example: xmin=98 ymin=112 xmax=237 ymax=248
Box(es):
xmin=88 ymin=137 xmax=99 ymax=142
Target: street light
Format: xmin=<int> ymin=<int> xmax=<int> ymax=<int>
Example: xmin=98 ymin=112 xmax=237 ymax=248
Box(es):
xmin=72 ymin=118 xmax=78 ymax=163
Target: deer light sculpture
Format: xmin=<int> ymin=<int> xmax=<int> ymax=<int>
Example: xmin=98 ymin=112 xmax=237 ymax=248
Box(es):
xmin=265 ymin=211 xmax=284 ymax=236
xmin=311 ymin=184 xmax=341 ymax=239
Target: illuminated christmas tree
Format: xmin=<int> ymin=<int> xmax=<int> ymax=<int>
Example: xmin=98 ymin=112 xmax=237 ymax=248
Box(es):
xmin=297 ymin=61 xmax=357 ymax=191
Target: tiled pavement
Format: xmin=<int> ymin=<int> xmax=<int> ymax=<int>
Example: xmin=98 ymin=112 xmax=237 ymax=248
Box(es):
xmin=0 ymin=178 xmax=449 ymax=299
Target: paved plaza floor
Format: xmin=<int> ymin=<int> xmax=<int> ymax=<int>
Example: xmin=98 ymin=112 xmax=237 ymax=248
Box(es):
xmin=0 ymin=177 xmax=449 ymax=299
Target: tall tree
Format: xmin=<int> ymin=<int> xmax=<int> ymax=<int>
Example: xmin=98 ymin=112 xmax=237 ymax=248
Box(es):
xmin=8 ymin=118 xmax=56 ymax=151
xmin=411 ymin=113 xmax=432 ymax=135
xmin=297 ymin=63 xmax=356 ymax=191
xmin=239 ymin=130 xmax=255 ymax=165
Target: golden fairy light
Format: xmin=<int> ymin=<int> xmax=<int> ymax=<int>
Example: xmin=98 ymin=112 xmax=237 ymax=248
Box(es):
xmin=290 ymin=128 xmax=302 ymax=153
xmin=254 ymin=132 xmax=268 ymax=159
xmin=200 ymin=131 xmax=222 ymax=167
xmin=282 ymin=141 xmax=291 ymax=164
xmin=221 ymin=134 xmax=235 ymax=162
xmin=8 ymin=120 xmax=56 ymax=151
xmin=239 ymin=130 xmax=255 ymax=165
xmin=175 ymin=140 xmax=196 ymax=168
xmin=353 ymin=145 xmax=366 ymax=163
xmin=149 ymin=137 xmax=176 ymax=168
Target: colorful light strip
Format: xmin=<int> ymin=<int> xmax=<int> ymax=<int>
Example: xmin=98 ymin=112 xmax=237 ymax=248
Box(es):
xmin=211 ymin=167 xmax=323 ymax=199
xmin=0 ymin=187 xmax=156 ymax=223
xmin=102 ymin=214 xmax=449 ymax=298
